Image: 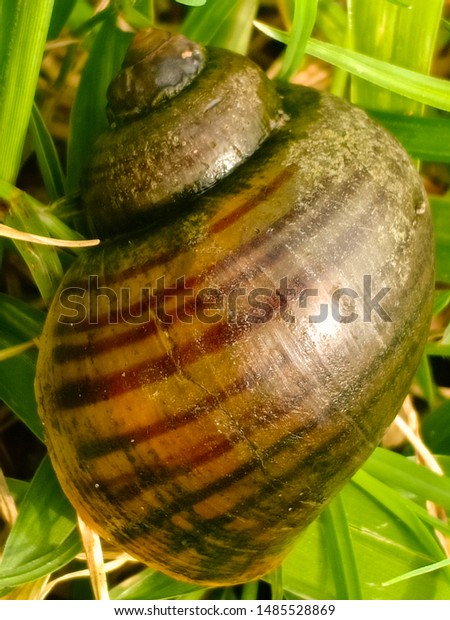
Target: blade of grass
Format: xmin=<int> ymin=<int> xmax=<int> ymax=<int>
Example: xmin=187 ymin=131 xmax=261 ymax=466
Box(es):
xmin=240 ymin=580 xmax=259 ymax=600
xmin=282 ymin=475 xmax=450 ymax=598
xmin=1 ymin=178 xmax=97 ymax=252
xmin=0 ymin=456 xmax=80 ymax=595
xmin=382 ymin=558 xmax=450 ymax=586
xmin=353 ymin=469 xmax=450 ymax=577
xmin=135 ymin=0 xmax=154 ymax=23
xmin=121 ymin=0 xmax=152 ymax=29
xmin=0 ymin=293 xmax=45 ymax=440
xmin=110 ymin=568 xmax=205 ymax=600
xmin=0 ymin=0 xmax=55 ymax=183
xmin=422 ymin=402 xmax=450 ymax=456
xmin=177 ymin=0 xmax=207 ymax=5
xmin=30 ymin=102 xmax=66 ymax=202
xmin=415 ymin=354 xmax=438 ymax=406
xmin=48 ymin=0 xmax=77 ymax=40
xmin=426 ymin=343 xmax=450 ymax=357
xmin=316 ymin=0 xmax=347 ymax=45
xmin=0 ymin=292 xmax=45 ymax=340
xmin=279 ymin=0 xmax=319 ymax=81
xmin=433 ymin=290 xmax=450 ymax=316
xmin=254 ymin=22 xmax=450 ymax=112
xmin=348 ymin=0 xmax=444 ymax=112
xmin=205 ymin=0 xmax=258 ymax=55
xmin=319 ymin=495 xmax=362 ymax=599
xmin=362 ymin=448 xmax=450 ymax=512
xmin=181 ymin=0 xmax=243 ymax=44
xmin=368 ymin=112 xmax=450 ymax=162
xmin=66 ymin=16 xmax=133 ymax=194
xmin=268 ymin=565 xmax=283 ymax=600
xmin=406 ymin=496 xmax=450 ymax=537
xmin=0 ymin=180 xmax=64 ymax=304
xmin=430 ymin=196 xmax=450 ymax=284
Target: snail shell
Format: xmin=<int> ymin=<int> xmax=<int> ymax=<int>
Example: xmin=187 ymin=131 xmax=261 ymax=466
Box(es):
xmin=35 ymin=29 xmax=434 ymax=586
xmin=82 ymin=29 xmax=285 ymax=238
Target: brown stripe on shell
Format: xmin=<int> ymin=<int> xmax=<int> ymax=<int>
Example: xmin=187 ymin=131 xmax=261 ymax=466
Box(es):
xmin=54 ymin=319 xmax=255 ymax=409
xmin=208 ymin=164 xmax=296 ymax=234
xmin=54 ymin=164 xmax=297 ymax=310
xmin=52 ymin=167 xmax=381 ymax=365
xmin=73 ymin=300 xmax=427 ymax=541
xmin=116 ymin=414 xmax=353 ymax=538
xmin=76 ymin=375 xmax=250 ymax=459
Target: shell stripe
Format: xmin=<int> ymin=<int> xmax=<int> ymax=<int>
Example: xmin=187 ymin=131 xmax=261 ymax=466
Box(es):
xmin=56 ymin=164 xmax=297 ymax=302
xmin=76 ymin=375 xmax=250 ymax=459
xmin=117 ymin=416 xmax=358 ymax=541
xmin=74 ymin=315 xmax=423 ymax=539
xmin=53 ymin=168 xmax=376 ymax=366
xmin=55 ymin=319 xmax=260 ymax=409
xmin=208 ymin=165 xmax=296 ymax=235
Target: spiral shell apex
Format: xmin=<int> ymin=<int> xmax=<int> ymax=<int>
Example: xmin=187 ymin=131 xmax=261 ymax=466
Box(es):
xmin=35 ymin=29 xmax=434 ymax=585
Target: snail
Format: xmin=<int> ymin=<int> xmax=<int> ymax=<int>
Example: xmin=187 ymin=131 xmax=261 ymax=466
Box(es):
xmin=35 ymin=29 xmax=434 ymax=586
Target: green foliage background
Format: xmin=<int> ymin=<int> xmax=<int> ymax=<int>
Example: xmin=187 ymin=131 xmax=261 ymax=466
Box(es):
xmin=0 ymin=0 xmax=450 ymax=601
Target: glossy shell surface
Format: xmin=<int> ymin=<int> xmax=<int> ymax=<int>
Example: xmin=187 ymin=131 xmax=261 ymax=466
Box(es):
xmin=36 ymin=83 xmax=433 ymax=585
xmin=83 ymin=47 xmax=284 ymax=238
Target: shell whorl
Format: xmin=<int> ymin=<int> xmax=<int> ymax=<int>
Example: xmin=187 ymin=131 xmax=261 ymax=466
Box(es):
xmin=82 ymin=29 xmax=286 ymax=239
xmin=106 ymin=29 xmax=206 ymax=126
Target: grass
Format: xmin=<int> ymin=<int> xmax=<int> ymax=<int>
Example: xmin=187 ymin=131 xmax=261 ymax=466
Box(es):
xmin=0 ymin=0 xmax=450 ymax=601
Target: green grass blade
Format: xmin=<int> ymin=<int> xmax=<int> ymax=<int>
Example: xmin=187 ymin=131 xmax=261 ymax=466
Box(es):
xmin=0 ymin=456 xmax=80 ymax=594
xmin=282 ymin=476 xmax=450 ymax=599
xmin=422 ymin=402 xmax=450 ymax=456
xmin=0 ymin=180 xmax=64 ymax=304
xmin=268 ymin=565 xmax=283 ymax=600
xmin=181 ymin=0 xmax=243 ymax=45
xmin=309 ymin=41 xmax=450 ymax=111
xmin=348 ymin=0 xmax=444 ymax=112
xmin=0 ymin=0 xmax=55 ymax=183
xmin=177 ymin=0 xmax=207 ymax=5
xmin=204 ymin=0 xmax=258 ymax=54
xmin=433 ymin=291 xmax=450 ymax=316
xmin=415 ymin=354 xmax=438 ymax=406
xmin=319 ymin=496 xmax=362 ymax=599
xmin=0 ymin=294 xmax=44 ymax=440
xmin=110 ymin=568 xmax=204 ymax=600
xmin=362 ymin=448 xmax=450 ymax=512
xmin=6 ymin=478 xmax=30 ymax=505
xmin=30 ymin=103 xmax=66 ymax=202
xmin=279 ymin=0 xmax=319 ymax=81
xmin=351 ymin=473 xmax=450 ymax=592
xmin=430 ymin=196 xmax=450 ymax=284
xmin=240 ymin=580 xmax=259 ymax=600
xmin=383 ymin=558 xmax=450 ymax=587
xmin=406 ymin=497 xmax=450 ymax=537
xmin=66 ymin=16 xmax=133 ymax=194
xmin=426 ymin=343 xmax=450 ymax=357
xmin=0 ymin=293 xmax=45 ymax=340
xmin=48 ymin=0 xmax=77 ymax=39
xmin=254 ymin=22 xmax=450 ymax=112
xmin=121 ymin=0 xmax=152 ymax=29
xmin=316 ymin=0 xmax=347 ymax=45
xmin=369 ymin=112 xmax=450 ymax=162
xmin=353 ymin=470 xmax=450 ymax=571
xmin=308 ymin=39 xmax=450 ymax=112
